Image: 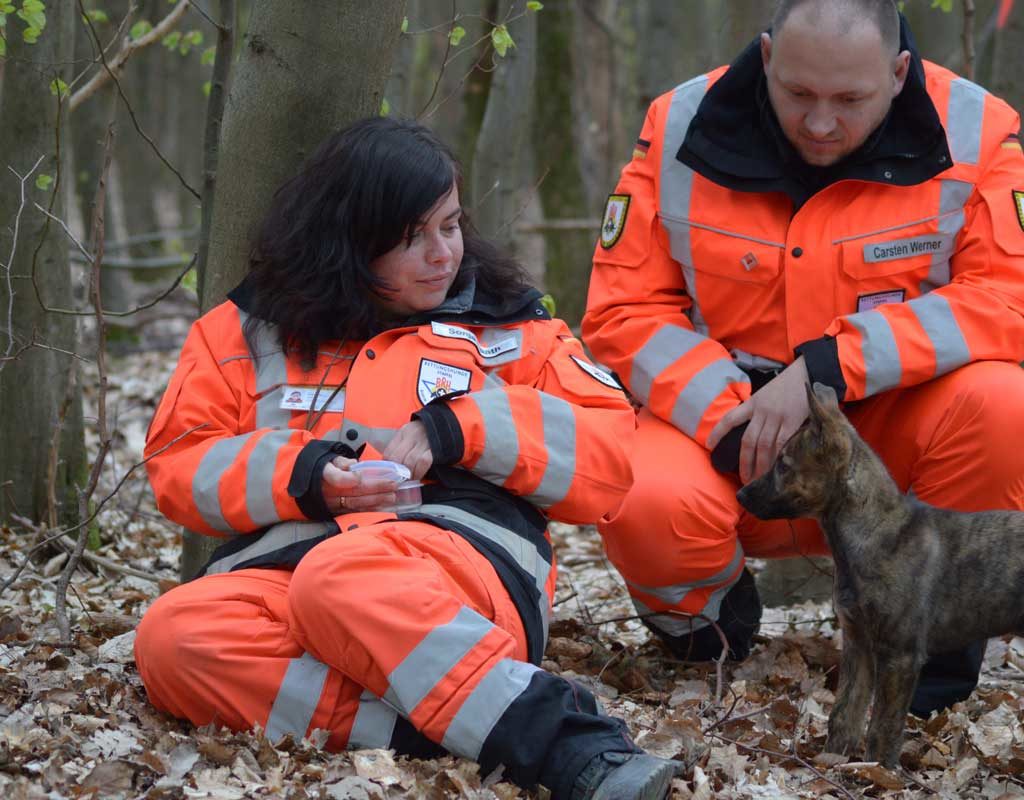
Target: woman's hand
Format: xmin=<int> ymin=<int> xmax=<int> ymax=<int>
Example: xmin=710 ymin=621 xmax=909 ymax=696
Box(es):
xmin=382 ymin=420 xmax=434 ymax=480
xmin=321 ymin=456 xmax=400 ymax=515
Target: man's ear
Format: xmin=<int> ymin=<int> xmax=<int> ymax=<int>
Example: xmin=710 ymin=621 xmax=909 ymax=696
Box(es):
xmin=760 ymin=32 xmax=772 ymax=69
xmin=892 ymin=50 xmax=911 ymax=97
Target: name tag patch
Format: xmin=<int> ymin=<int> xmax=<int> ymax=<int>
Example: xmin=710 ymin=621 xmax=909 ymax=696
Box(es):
xmin=863 ymin=234 xmax=953 ymax=263
xmin=279 ymin=385 xmax=346 ymax=412
xmin=430 ymin=322 xmax=519 ymax=359
xmin=857 ymin=290 xmax=905 ymax=313
xmin=417 ymin=359 xmax=472 ymax=405
xmin=1014 ymin=190 xmax=1024 ymax=232
xmin=570 ymin=355 xmax=622 ymax=390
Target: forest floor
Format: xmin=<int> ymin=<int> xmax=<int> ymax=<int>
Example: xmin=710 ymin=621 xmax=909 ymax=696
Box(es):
xmin=2 ymin=334 xmax=1024 ymax=799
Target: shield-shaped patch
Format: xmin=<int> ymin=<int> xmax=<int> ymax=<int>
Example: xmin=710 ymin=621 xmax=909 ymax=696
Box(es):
xmin=600 ymin=194 xmax=630 ymax=249
xmin=417 ymin=359 xmax=472 ymax=405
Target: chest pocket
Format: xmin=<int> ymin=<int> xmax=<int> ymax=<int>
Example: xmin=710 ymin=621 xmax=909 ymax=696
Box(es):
xmin=839 ymin=224 xmax=956 ymax=300
xmin=661 ymin=216 xmax=784 ymax=284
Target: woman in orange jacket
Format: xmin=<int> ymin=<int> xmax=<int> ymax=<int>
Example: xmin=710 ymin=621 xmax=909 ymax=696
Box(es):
xmin=134 ymin=117 xmax=679 ymax=800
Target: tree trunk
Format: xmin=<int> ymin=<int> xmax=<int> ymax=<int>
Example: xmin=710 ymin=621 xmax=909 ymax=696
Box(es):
xmin=182 ymin=0 xmax=407 ymax=580
xmin=989 ymin=2 xmax=1024 ymax=116
xmin=470 ymin=0 xmax=537 ymax=253
xmin=532 ymin=0 xmax=588 ymax=327
xmin=0 ymin=3 xmax=87 ymax=528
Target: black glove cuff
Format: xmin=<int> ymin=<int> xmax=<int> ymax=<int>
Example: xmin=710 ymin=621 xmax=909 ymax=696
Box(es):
xmin=794 ymin=336 xmax=847 ymax=401
xmin=412 ymin=402 xmax=464 ymax=466
xmin=710 ymin=421 xmax=749 ymax=476
xmin=287 ymin=439 xmax=358 ymax=519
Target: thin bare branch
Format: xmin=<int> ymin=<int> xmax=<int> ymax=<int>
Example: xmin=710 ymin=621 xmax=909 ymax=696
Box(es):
xmin=0 ymin=423 xmax=207 ymax=597
xmin=0 ymin=156 xmax=47 ymax=377
xmin=55 ymin=114 xmax=117 ymax=647
xmin=69 ymin=0 xmax=191 ymax=113
xmin=75 ymin=0 xmax=200 ymax=199
xmin=34 ymin=202 xmax=93 ymax=262
xmin=196 ymin=0 xmax=236 ymax=296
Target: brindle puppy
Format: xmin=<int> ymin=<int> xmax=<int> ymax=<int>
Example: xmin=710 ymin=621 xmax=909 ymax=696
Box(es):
xmin=737 ymin=382 xmax=1024 ymax=768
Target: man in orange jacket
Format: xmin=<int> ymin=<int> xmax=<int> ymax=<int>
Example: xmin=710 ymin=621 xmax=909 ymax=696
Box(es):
xmin=584 ymin=0 xmax=1024 ymax=716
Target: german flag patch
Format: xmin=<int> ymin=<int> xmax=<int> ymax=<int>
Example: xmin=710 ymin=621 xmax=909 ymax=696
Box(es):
xmin=632 ymin=137 xmax=651 ymax=160
xmin=1014 ymin=190 xmax=1024 ymax=232
xmin=1002 ymin=133 xmax=1023 ymax=153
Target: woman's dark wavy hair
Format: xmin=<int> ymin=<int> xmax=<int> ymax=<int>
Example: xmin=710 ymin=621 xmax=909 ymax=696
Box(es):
xmin=243 ymin=116 xmax=531 ymax=368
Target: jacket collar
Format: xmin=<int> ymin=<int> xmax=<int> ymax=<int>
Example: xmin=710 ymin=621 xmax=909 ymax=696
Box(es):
xmin=677 ymin=14 xmax=952 ymax=209
xmin=228 ymin=263 xmax=548 ymax=333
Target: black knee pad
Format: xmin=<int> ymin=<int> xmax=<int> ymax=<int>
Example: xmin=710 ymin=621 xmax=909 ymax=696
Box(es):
xmin=647 ymin=567 xmax=762 ymax=661
xmin=910 ymin=640 xmax=986 ymax=718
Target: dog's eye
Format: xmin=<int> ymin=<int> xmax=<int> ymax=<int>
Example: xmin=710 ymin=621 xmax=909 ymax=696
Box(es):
xmin=776 ymin=459 xmax=790 ymax=476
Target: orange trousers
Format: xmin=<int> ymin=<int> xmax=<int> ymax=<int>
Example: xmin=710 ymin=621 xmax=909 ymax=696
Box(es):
xmin=599 ymin=361 xmax=1024 ymax=636
xmin=135 ymin=519 xmax=636 ymax=798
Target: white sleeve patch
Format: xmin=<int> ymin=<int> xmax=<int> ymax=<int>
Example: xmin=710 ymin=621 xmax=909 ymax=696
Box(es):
xmin=570 ymin=355 xmax=622 ymax=390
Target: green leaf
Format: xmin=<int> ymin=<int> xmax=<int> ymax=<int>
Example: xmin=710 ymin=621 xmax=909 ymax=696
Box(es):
xmin=380 ymin=96 xmax=390 ymax=116
xmin=448 ymin=24 xmax=465 ymax=46
xmin=200 ymin=44 xmax=216 ymax=65
xmin=181 ymin=266 xmax=198 ymax=293
xmin=491 ymin=24 xmax=514 ymax=57
xmin=201 ymin=79 xmax=211 ymax=96
xmin=185 ymin=29 xmax=202 ymax=46
xmin=527 ymin=1 xmax=543 ymax=10
xmin=34 ymin=173 xmax=52 ymax=191
xmin=17 ymin=0 xmax=45 ymax=33
xmin=130 ymin=19 xmax=152 ymax=39
xmin=162 ymin=30 xmax=181 ymax=50
xmin=49 ymin=77 xmax=68 ymax=98
xmin=400 ymin=15 xmax=408 ymax=33
xmin=540 ymin=293 xmax=556 ymax=316
xmin=0 ymin=37 xmax=5 ymax=57
xmin=84 ymin=8 xmax=109 ymax=24
xmin=22 ymin=24 xmax=39 ymax=42
xmin=0 ymin=2 xmax=14 ymax=13
xmin=930 ymin=0 xmax=953 ymax=10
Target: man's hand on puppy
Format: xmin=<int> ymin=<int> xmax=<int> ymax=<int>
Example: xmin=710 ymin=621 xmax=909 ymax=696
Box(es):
xmin=708 ymin=357 xmax=810 ymax=483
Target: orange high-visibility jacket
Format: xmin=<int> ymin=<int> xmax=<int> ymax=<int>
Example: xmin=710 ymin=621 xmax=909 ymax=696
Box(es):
xmin=145 ymin=280 xmax=635 ymax=661
xmin=585 ymin=56 xmax=1024 ymax=451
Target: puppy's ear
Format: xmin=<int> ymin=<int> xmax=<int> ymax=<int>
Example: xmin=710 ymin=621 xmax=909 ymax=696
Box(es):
xmin=812 ymin=382 xmax=839 ymax=411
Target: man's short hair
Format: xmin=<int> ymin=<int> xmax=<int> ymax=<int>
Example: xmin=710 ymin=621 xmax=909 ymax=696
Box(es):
xmin=771 ymin=0 xmax=901 ymax=55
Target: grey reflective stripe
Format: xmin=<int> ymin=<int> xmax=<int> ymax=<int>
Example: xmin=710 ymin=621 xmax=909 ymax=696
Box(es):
xmin=730 ymin=349 xmax=786 ymax=373
xmin=671 ymin=359 xmax=750 ymax=438
xmin=532 ymin=394 xmax=576 ymax=508
xmin=946 ymin=78 xmax=986 ymax=166
xmin=631 ymin=325 xmax=707 ymax=405
xmin=383 ymin=606 xmax=493 ymax=716
xmin=441 ymin=659 xmax=539 ymax=760
xmin=239 ymin=311 xmax=291 ymax=430
xmin=348 ymin=690 xmax=398 ymax=750
xmin=470 ymin=391 xmax=519 ymax=486
xmin=483 ymin=371 xmax=507 ymax=390
xmin=626 ymin=539 xmax=744 ymax=605
xmin=203 ymin=519 xmax=337 ymax=575
xmin=848 ymin=310 xmax=902 ymax=396
xmin=192 ymin=432 xmax=256 ymax=531
xmin=265 ymin=653 xmax=329 ymax=743
xmin=631 ymin=567 xmax=739 ymax=638
xmin=415 ymin=503 xmax=552 ymax=644
xmin=661 ymin=74 xmax=710 ymax=335
xmin=908 ymin=293 xmax=971 ymax=376
xmin=339 ymin=419 xmax=400 ymax=453
xmin=245 ymin=430 xmax=297 ymax=526
xmin=478 ymin=328 xmax=523 ymax=366
xmin=922 ymin=179 xmax=974 ymax=293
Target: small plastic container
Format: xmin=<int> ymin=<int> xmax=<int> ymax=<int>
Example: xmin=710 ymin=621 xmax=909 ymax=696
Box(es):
xmin=349 ymin=460 xmax=422 ymax=512
xmin=349 ymin=460 xmax=411 ymax=482
xmin=394 ymin=480 xmax=423 ymax=512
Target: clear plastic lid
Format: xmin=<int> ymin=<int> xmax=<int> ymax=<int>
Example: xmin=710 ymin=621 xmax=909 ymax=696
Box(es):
xmin=349 ymin=459 xmax=412 ymax=482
